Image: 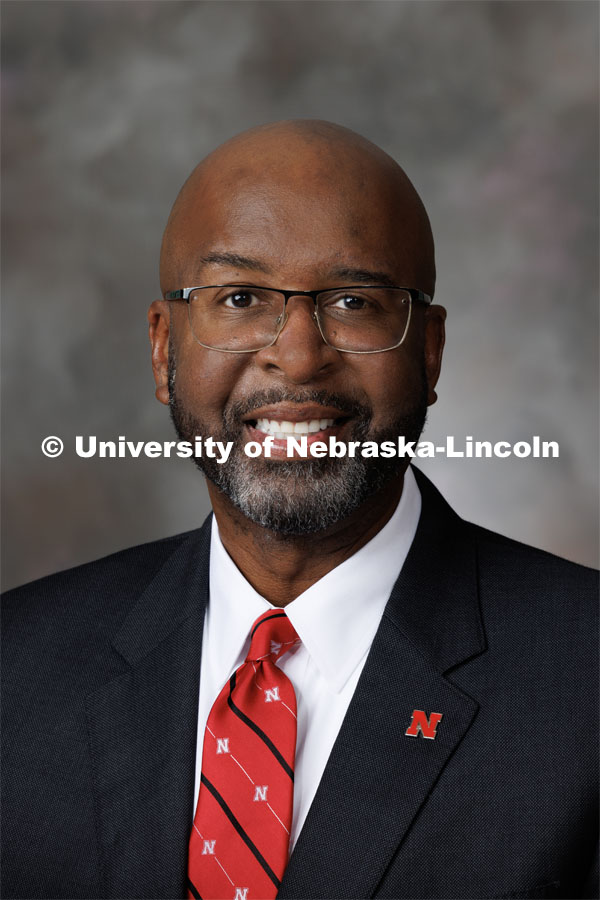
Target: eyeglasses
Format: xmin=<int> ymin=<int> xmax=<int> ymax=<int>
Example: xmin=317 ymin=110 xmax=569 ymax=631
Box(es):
xmin=164 ymin=284 xmax=432 ymax=354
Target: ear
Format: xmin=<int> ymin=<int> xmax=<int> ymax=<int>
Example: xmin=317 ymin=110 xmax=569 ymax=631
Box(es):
xmin=148 ymin=300 xmax=171 ymax=406
xmin=423 ymin=304 xmax=446 ymax=406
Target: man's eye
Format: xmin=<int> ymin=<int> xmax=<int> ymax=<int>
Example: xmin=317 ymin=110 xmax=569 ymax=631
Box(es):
xmin=223 ymin=291 xmax=258 ymax=309
xmin=332 ymin=294 xmax=369 ymax=311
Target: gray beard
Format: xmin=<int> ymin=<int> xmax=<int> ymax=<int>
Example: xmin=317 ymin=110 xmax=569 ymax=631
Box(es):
xmin=168 ymin=360 xmax=427 ymax=536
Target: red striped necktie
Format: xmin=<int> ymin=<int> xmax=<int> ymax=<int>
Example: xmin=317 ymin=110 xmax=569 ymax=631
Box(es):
xmin=188 ymin=610 xmax=300 ymax=900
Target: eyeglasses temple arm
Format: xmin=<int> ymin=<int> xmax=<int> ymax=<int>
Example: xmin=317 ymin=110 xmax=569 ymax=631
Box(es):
xmin=410 ymin=289 xmax=432 ymax=305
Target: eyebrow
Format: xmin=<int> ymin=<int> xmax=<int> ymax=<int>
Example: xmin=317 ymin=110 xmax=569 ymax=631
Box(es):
xmin=198 ymin=252 xmax=274 ymax=274
xmin=197 ymin=253 xmax=398 ymax=287
xmin=326 ymin=266 xmax=398 ymax=287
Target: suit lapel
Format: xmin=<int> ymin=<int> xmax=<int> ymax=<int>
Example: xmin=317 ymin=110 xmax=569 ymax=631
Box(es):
xmin=279 ymin=469 xmax=486 ymax=899
xmin=85 ymin=520 xmax=212 ymax=899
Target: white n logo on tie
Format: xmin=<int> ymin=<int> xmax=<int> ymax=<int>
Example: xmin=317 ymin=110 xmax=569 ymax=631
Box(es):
xmin=253 ymin=785 xmax=268 ymax=801
xmin=264 ymin=686 xmax=280 ymax=702
xmin=216 ymin=738 xmax=230 ymax=754
xmin=202 ymin=840 xmax=216 ymax=855
xmin=234 ymin=889 xmax=248 ymax=900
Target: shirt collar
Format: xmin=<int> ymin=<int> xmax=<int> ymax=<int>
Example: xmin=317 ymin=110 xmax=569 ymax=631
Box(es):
xmin=208 ymin=523 xmax=271 ymax=682
xmin=208 ymin=466 xmax=421 ymax=693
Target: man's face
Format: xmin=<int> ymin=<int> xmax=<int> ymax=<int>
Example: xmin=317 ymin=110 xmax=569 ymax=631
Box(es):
xmin=152 ymin=157 xmax=445 ymax=535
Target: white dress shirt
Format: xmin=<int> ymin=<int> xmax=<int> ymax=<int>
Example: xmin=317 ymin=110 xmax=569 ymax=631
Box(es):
xmin=194 ymin=466 xmax=421 ymax=850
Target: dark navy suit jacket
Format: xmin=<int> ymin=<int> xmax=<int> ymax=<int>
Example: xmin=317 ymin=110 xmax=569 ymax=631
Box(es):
xmin=2 ymin=469 xmax=598 ymax=899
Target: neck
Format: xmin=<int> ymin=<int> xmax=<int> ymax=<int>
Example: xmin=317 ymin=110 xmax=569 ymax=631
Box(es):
xmin=207 ymin=473 xmax=405 ymax=607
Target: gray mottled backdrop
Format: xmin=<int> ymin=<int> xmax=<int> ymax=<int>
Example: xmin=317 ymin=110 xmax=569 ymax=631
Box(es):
xmin=2 ymin=0 xmax=598 ymax=590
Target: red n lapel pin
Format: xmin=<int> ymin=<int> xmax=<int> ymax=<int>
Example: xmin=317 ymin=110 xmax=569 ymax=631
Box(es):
xmin=405 ymin=709 xmax=443 ymax=740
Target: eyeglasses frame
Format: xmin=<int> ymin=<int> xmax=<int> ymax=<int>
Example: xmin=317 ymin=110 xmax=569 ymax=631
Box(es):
xmin=164 ymin=284 xmax=432 ymax=355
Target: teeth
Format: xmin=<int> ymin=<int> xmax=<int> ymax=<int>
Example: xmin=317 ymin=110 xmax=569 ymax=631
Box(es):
xmin=255 ymin=417 xmax=335 ymax=436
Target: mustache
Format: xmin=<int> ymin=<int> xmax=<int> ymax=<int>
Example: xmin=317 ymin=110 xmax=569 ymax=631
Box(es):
xmin=223 ymin=389 xmax=373 ymax=427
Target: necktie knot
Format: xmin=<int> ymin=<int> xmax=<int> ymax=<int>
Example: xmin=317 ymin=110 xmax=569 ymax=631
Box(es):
xmin=246 ymin=610 xmax=299 ymax=663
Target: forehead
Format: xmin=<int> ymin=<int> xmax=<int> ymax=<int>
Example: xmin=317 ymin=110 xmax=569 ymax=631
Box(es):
xmin=169 ymin=167 xmax=423 ymax=288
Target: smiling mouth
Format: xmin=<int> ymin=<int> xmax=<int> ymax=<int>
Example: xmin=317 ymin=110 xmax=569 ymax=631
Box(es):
xmin=252 ymin=417 xmax=342 ymax=439
xmin=243 ymin=409 xmax=352 ymax=452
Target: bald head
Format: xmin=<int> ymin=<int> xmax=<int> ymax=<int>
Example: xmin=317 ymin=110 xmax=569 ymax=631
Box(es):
xmin=160 ymin=119 xmax=436 ymax=297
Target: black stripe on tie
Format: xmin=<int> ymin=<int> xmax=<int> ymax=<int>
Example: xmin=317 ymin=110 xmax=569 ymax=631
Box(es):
xmin=250 ymin=611 xmax=287 ymax=640
xmin=200 ymin=774 xmax=281 ymax=889
xmin=187 ymin=878 xmax=203 ymax=899
xmin=228 ymin=672 xmax=294 ymax=781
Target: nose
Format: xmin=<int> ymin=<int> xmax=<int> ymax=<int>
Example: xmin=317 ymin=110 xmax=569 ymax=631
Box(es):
xmin=255 ymin=294 xmax=339 ymax=384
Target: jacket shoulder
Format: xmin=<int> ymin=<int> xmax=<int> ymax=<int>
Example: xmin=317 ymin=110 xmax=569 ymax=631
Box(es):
xmin=414 ymin=466 xmax=598 ymax=594
xmin=412 ymin=468 xmax=597 ymax=644
xmin=465 ymin=522 xmax=598 ymax=658
xmin=470 ymin=520 xmax=598 ymax=588
xmin=1 ymin=526 xmax=206 ymax=634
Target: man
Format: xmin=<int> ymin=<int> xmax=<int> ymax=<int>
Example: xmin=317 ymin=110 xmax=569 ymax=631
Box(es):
xmin=2 ymin=120 xmax=597 ymax=900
